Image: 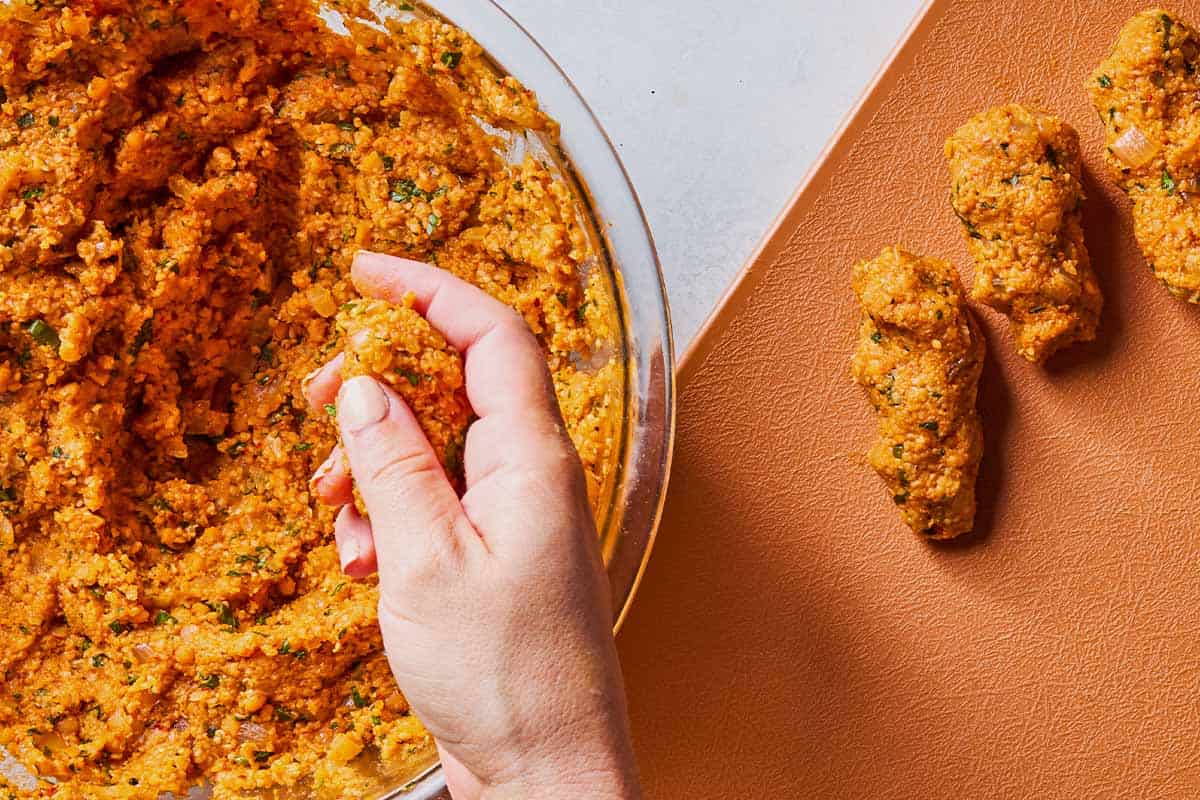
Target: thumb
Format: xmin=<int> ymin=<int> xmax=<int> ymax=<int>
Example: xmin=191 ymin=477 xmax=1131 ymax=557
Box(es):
xmin=336 ymin=375 xmax=481 ymax=583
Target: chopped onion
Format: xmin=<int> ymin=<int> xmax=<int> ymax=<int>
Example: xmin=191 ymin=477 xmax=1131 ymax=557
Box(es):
xmin=1111 ymin=125 xmax=1159 ymax=167
xmin=238 ymin=721 xmax=268 ymax=743
xmin=132 ymin=642 xmax=156 ymax=662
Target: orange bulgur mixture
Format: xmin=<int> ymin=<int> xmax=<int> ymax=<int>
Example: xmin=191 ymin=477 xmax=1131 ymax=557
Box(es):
xmin=850 ymin=246 xmax=986 ymax=541
xmin=336 ymin=297 xmax=472 ymax=496
xmin=946 ymin=105 xmax=1102 ymax=364
xmin=1089 ymin=9 xmax=1200 ymax=302
xmin=0 ymin=0 xmax=621 ymax=797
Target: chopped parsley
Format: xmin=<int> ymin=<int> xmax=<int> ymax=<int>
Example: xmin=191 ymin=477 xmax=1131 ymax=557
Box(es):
xmin=20 ymin=185 xmax=44 ymax=201
xmin=951 ymin=204 xmax=982 ymax=239
xmin=324 ymin=403 xmax=337 ymax=417
xmin=351 ymin=687 xmax=369 ymax=708
xmin=16 ymin=111 xmax=34 ymax=129
xmin=197 ymin=673 xmax=220 ymax=689
xmin=440 ymin=51 xmax=463 ymax=69
xmin=206 ymin=600 xmax=238 ymax=630
xmin=130 ymin=318 xmax=153 ymax=356
xmin=919 ymin=421 xmax=940 ymax=433
xmin=425 ymin=212 xmax=440 ymax=235
xmin=26 ymin=319 xmax=60 ymax=350
xmin=1097 ymin=74 xmax=1113 ymax=89
xmin=1162 ymin=169 xmax=1177 ymax=195
xmin=388 ymin=177 xmax=420 ymax=203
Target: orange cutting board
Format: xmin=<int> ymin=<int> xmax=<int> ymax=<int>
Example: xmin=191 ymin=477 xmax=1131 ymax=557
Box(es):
xmin=617 ymin=1 xmax=1200 ymax=797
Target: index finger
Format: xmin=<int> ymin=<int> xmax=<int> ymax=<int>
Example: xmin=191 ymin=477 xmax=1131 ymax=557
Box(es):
xmin=351 ymin=251 xmax=560 ymax=423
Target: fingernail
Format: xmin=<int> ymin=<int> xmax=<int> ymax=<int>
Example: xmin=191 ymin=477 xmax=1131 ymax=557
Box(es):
xmin=309 ymin=453 xmax=335 ymax=490
xmin=301 ymin=366 xmax=320 ymax=388
xmin=339 ymin=376 xmax=388 ymax=432
xmin=338 ymin=536 xmax=358 ymax=573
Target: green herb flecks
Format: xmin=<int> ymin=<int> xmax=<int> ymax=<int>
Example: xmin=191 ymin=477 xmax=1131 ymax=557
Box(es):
xmin=1162 ymin=169 xmax=1177 ymax=195
xmin=206 ymin=600 xmax=239 ymax=631
xmin=951 ymin=203 xmax=983 ymax=239
xmin=130 ymin=318 xmax=153 ymax=357
xmin=440 ymin=51 xmax=463 ymax=69
xmin=1098 ymin=74 xmax=1113 ymax=89
xmin=26 ymin=319 xmax=60 ymax=350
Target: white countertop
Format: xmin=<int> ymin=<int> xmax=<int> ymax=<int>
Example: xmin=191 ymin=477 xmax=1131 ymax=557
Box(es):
xmin=498 ymin=0 xmax=925 ymax=350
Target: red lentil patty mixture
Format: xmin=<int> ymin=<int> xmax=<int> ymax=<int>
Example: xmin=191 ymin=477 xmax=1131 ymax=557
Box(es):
xmin=0 ymin=1 xmax=621 ymax=797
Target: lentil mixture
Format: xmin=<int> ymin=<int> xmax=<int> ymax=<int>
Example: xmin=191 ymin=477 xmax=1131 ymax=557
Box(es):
xmin=850 ymin=246 xmax=985 ymax=540
xmin=946 ymin=105 xmax=1102 ymax=364
xmin=0 ymin=0 xmax=621 ymax=797
xmin=1089 ymin=9 xmax=1200 ymax=302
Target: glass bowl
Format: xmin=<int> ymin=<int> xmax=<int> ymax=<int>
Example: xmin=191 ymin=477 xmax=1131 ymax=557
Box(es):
xmin=0 ymin=2 xmax=673 ymax=798
xmin=373 ymin=1 xmax=675 ymax=797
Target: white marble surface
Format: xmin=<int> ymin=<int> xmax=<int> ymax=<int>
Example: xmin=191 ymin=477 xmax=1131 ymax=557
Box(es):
xmin=497 ymin=0 xmax=925 ymax=349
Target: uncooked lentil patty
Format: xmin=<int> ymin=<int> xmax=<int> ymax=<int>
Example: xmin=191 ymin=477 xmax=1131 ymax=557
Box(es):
xmin=0 ymin=1 xmax=620 ymax=797
xmin=946 ymin=105 xmax=1102 ymax=364
xmin=1089 ymin=9 xmax=1200 ymax=302
xmin=850 ymin=246 xmax=985 ymax=541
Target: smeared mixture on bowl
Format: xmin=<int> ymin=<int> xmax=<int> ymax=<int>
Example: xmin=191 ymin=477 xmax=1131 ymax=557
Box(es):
xmin=0 ymin=1 xmax=621 ymax=797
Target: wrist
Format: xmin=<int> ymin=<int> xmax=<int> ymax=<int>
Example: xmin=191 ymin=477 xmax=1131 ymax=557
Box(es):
xmin=480 ymin=763 xmax=641 ymax=800
xmin=477 ymin=734 xmax=642 ymax=800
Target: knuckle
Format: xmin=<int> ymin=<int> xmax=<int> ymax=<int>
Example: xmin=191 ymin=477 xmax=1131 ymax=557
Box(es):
xmin=398 ymin=526 xmax=465 ymax=587
xmin=363 ymin=447 xmax=443 ymax=490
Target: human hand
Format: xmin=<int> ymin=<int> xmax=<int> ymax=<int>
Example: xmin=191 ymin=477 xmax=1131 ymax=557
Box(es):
xmin=303 ymin=252 xmax=642 ymax=800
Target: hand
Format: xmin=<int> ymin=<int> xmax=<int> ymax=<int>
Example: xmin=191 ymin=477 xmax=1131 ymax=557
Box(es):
xmin=303 ymin=252 xmax=642 ymax=800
